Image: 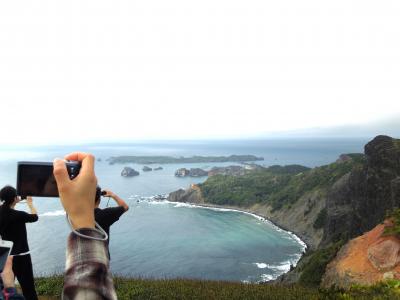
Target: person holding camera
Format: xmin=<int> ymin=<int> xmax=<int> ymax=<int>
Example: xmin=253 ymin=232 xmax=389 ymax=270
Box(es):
xmin=0 ymin=187 xmax=38 ymax=300
xmin=53 ymin=153 xmax=117 ymax=299
xmin=0 ymin=257 xmax=25 ymax=300
xmin=95 ymin=187 xmax=129 ymax=258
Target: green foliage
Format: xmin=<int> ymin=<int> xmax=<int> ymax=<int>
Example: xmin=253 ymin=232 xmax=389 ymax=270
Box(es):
xmin=266 ymin=164 xmax=311 ymax=175
xmin=383 ymin=208 xmax=400 ymax=237
xmin=34 ymin=276 xmax=400 ymax=300
xmin=199 ymin=157 xmax=363 ymax=210
xmin=394 ymin=139 xmax=400 ymax=151
xmin=35 ymin=276 xmax=321 ymax=300
xmin=321 ymin=280 xmax=400 ymax=299
xmin=199 ymin=171 xmax=291 ymax=207
xmin=298 ymin=242 xmax=344 ymax=287
xmin=313 ymin=208 xmax=327 ymax=229
xmin=35 ymin=275 xmax=63 ymax=297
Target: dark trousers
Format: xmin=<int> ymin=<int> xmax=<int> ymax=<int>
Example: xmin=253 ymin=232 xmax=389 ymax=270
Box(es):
xmin=12 ymin=254 xmax=38 ymax=300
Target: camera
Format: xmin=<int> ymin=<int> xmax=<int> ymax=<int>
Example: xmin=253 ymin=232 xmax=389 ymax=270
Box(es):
xmin=17 ymin=161 xmax=81 ymax=198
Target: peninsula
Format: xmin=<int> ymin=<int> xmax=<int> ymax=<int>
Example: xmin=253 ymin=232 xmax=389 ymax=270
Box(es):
xmin=168 ymin=135 xmax=400 ymax=289
xmin=108 ymin=155 xmax=264 ymax=165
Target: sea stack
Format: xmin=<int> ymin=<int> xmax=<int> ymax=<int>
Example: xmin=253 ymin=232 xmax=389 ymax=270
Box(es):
xmin=121 ymin=167 xmax=139 ymax=177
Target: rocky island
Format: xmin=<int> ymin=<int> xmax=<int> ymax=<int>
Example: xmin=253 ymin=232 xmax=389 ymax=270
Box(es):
xmin=108 ymin=154 xmax=264 ymax=165
xmin=143 ymin=166 xmax=152 ymax=172
xmin=121 ymin=167 xmax=140 ymax=177
xmin=167 ymin=135 xmax=400 ymax=289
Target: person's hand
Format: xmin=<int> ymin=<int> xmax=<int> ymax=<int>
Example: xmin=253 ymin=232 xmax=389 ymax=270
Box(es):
xmin=1 ymin=256 xmax=15 ymax=288
xmin=103 ymin=190 xmax=115 ymax=198
xmin=26 ymin=196 xmax=33 ymax=206
xmin=53 ymin=152 xmax=97 ymax=229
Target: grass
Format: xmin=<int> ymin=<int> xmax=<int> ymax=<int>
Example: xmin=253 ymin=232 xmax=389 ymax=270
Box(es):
xmin=298 ymin=242 xmax=344 ymax=287
xmin=34 ymin=276 xmax=400 ymax=299
xmin=35 ymin=276 xmax=321 ymax=299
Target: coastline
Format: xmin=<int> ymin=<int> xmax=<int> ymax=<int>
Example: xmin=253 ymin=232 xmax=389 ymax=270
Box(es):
xmin=172 ymin=201 xmax=308 ymax=251
xmin=150 ymin=198 xmax=308 ymax=276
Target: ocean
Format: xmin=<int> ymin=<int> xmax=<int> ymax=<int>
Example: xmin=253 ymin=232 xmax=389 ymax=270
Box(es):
xmin=0 ymin=138 xmax=367 ymax=282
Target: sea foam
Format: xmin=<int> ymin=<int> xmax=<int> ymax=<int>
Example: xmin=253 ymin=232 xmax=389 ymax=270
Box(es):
xmin=39 ymin=210 xmax=66 ymax=217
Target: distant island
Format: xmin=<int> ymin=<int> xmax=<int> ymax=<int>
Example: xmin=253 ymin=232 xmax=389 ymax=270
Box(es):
xmin=108 ymin=155 xmax=264 ymax=165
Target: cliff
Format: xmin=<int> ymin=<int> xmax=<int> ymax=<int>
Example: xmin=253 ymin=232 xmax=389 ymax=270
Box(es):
xmin=168 ymin=185 xmax=204 ymax=204
xmin=321 ymin=220 xmax=400 ymax=288
xmin=322 ymin=135 xmax=400 ymax=246
xmin=167 ymin=135 xmax=400 ymax=287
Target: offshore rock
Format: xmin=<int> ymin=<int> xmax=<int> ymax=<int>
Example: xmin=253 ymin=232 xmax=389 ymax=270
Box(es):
xmin=121 ymin=167 xmax=139 ymax=177
xmin=175 ymin=168 xmax=190 ymax=177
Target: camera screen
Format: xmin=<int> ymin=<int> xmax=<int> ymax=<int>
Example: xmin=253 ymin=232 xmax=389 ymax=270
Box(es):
xmin=17 ymin=164 xmax=59 ymax=197
xmin=0 ymin=246 xmax=11 ymax=272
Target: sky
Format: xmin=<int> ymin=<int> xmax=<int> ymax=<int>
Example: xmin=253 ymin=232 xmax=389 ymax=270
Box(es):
xmin=0 ymin=1 xmax=399 ymax=145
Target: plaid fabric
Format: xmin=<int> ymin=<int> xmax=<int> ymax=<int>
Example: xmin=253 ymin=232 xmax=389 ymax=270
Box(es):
xmin=63 ymin=229 xmax=117 ymax=300
xmin=1 ymin=287 xmax=25 ymax=300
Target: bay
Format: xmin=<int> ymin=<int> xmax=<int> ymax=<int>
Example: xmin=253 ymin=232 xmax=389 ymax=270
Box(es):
xmin=0 ymin=138 xmax=366 ymax=282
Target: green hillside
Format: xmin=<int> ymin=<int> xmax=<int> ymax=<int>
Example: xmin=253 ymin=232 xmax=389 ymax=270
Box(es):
xmin=199 ymin=154 xmax=365 ymax=211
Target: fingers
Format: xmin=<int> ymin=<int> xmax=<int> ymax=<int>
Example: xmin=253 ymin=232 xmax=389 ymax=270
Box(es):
xmin=64 ymin=152 xmax=88 ymax=162
xmin=64 ymin=152 xmax=95 ymax=177
xmin=53 ymin=158 xmax=70 ymax=192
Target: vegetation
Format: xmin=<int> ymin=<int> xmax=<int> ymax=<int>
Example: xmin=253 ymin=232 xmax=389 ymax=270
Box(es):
xmin=298 ymin=242 xmax=344 ymax=287
xmin=394 ymin=138 xmax=400 ymax=151
xmin=199 ymin=156 xmax=364 ymax=211
xmin=313 ymin=208 xmax=327 ymax=229
xmin=264 ymin=164 xmax=310 ymax=175
xmin=384 ymin=208 xmax=400 ymax=237
xmin=322 ymin=280 xmax=400 ymax=299
xmin=34 ymin=276 xmax=400 ymax=299
xmin=108 ymin=155 xmax=264 ymax=164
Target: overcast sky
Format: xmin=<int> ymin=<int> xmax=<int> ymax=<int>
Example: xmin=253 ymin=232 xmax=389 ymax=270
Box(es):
xmin=0 ymin=1 xmax=399 ymax=145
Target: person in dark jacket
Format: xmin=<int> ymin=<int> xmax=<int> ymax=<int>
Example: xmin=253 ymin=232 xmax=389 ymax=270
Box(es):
xmin=0 ymin=186 xmax=38 ymax=300
xmin=0 ymin=257 xmax=25 ymax=300
xmin=94 ymin=187 xmax=129 ymax=258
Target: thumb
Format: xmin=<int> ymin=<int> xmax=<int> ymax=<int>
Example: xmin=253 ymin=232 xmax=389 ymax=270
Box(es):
xmin=53 ymin=158 xmax=70 ymax=193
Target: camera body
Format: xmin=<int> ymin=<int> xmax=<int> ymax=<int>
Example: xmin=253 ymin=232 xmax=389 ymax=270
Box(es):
xmin=17 ymin=161 xmax=81 ymax=198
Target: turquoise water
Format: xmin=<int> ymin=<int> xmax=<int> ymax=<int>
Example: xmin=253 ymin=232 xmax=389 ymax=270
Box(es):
xmin=0 ymin=139 xmax=366 ymax=282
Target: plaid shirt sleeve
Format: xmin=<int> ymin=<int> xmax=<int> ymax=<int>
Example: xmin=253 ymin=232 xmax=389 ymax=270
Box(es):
xmin=63 ymin=228 xmax=117 ymax=300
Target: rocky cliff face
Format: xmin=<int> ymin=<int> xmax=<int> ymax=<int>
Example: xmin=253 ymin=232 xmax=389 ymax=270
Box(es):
xmin=168 ymin=185 xmax=204 ymax=204
xmin=322 ymin=135 xmax=400 ymax=246
xmin=321 ymin=220 xmax=400 ymax=288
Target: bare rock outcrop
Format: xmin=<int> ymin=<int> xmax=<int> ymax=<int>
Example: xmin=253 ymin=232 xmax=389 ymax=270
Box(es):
xmin=167 ymin=185 xmax=204 ymax=204
xmin=321 ymin=221 xmax=400 ymax=288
